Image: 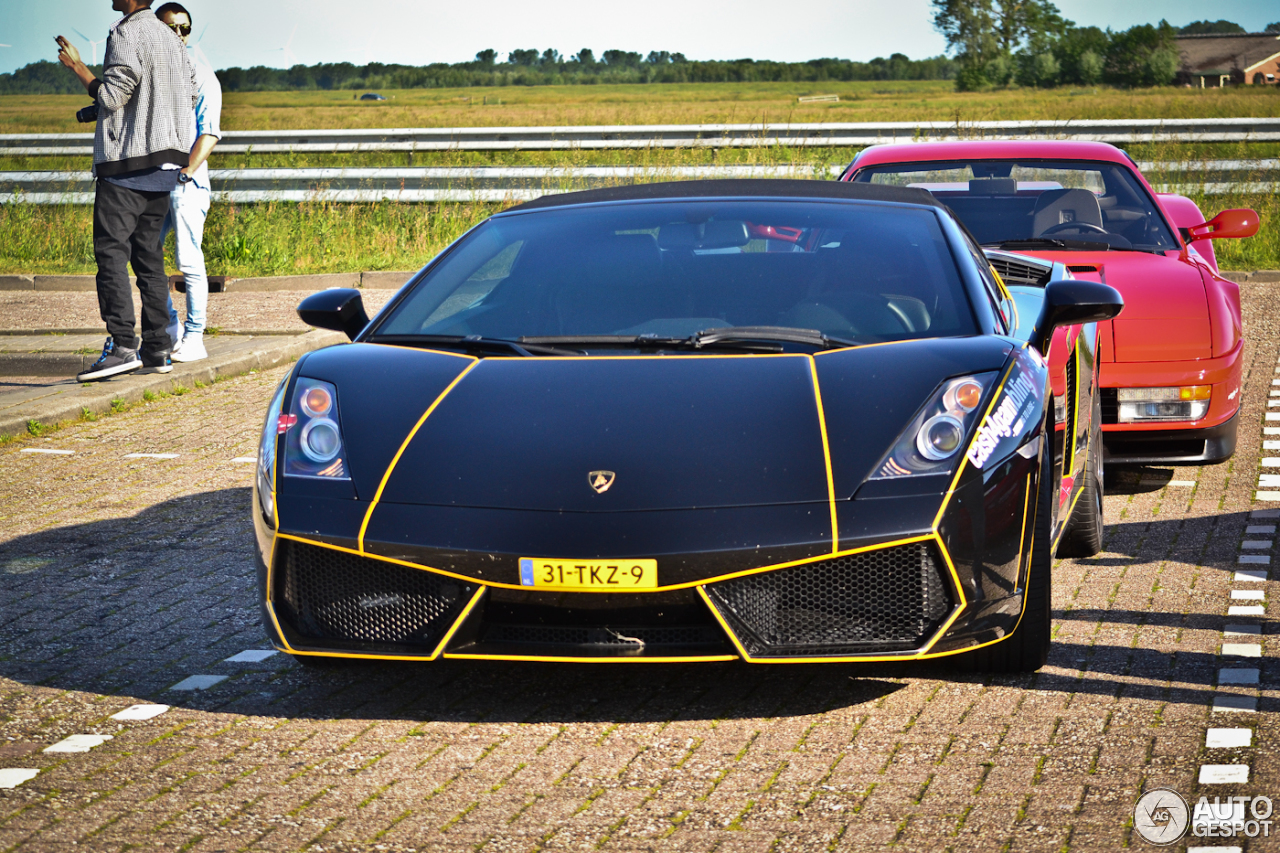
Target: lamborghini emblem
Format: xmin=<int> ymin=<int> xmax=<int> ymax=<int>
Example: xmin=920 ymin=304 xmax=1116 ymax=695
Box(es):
xmin=588 ymin=470 xmax=616 ymax=494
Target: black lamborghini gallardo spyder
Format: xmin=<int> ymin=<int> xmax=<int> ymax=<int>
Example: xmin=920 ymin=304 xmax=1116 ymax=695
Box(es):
xmin=253 ymin=180 xmax=1122 ymax=672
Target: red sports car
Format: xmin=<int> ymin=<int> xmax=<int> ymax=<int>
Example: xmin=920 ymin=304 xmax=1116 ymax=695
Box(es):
xmin=842 ymin=140 xmax=1258 ymax=464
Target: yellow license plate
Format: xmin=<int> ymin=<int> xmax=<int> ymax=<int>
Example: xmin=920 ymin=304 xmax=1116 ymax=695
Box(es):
xmin=519 ymin=558 xmax=658 ymax=590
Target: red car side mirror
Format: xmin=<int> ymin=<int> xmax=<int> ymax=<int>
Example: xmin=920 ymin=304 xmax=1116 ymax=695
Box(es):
xmin=1187 ymin=209 xmax=1260 ymax=241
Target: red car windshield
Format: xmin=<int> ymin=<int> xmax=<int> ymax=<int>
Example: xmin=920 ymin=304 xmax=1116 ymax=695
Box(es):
xmin=851 ymin=159 xmax=1179 ymax=253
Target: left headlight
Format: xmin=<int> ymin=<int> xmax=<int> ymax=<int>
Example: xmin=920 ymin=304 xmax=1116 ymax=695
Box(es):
xmin=871 ymin=372 xmax=999 ymax=479
xmin=280 ymin=378 xmax=352 ymax=480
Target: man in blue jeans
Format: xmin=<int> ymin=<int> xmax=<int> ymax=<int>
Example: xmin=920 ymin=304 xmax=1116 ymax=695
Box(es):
xmin=157 ymin=2 xmax=221 ymax=363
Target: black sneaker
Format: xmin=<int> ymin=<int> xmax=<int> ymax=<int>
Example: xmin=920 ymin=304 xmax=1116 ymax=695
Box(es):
xmin=78 ymin=338 xmax=140 ymax=382
xmin=140 ymin=346 xmax=173 ymax=374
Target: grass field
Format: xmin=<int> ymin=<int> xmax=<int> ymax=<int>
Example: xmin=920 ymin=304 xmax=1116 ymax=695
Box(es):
xmin=4 ymin=80 xmax=1280 ymax=135
xmin=1 ymin=81 xmax=1277 ymax=275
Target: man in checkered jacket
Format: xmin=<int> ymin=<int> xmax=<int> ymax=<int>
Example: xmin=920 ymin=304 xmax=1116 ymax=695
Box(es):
xmin=57 ymin=0 xmax=197 ymax=381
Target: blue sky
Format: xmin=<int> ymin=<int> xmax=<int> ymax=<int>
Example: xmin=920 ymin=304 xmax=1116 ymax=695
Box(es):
xmin=2 ymin=0 xmax=1276 ymax=75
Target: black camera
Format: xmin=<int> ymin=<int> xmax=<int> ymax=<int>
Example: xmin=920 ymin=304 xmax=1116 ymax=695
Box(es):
xmin=76 ymin=103 xmax=98 ymax=123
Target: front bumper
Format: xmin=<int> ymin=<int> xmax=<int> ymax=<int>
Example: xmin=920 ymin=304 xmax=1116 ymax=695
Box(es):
xmin=1100 ymin=343 xmax=1241 ymax=464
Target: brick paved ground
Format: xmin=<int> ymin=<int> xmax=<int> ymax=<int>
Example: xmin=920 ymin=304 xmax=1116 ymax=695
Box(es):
xmin=0 ymin=284 xmax=1276 ymax=853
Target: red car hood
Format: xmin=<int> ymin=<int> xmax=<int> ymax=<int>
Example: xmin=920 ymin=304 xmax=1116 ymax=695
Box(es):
xmin=1018 ymin=250 xmax=1210 ymax=363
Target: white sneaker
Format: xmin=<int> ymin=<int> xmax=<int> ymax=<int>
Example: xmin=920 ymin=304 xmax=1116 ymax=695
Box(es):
xmin=171 ymin=334 xmax=207 ymax=363
xmin=167 ymin=320 xmax=183 ymax=350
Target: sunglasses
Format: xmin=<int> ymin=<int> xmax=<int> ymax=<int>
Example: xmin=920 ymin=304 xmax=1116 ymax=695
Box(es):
xmin=166 ymin=22 xmax=192 ymax=36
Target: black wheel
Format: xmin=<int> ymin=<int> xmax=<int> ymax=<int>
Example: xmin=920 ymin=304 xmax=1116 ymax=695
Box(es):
xmin=962 ymin=442 xmax=1053 ymax=673
xmin=1056 ymin=403 xmax=1104 ymax=558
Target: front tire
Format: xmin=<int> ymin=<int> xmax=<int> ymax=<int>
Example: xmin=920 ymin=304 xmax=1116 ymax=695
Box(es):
xmin=1056 ymin=413 xmax=1104 ymax=558
xmin=963 ymin=443 xmax=1053 ymax=673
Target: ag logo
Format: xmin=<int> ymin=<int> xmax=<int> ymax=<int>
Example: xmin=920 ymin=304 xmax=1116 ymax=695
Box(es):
xmin=588 ymin=470 xmax=616 ymax=494
xmin=1134 ymin=788 xmax=1189 ymax=845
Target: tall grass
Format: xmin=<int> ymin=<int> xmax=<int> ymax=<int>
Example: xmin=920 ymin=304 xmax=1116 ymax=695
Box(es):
xmin=4 ymin=81 xmax=1279 ymax=134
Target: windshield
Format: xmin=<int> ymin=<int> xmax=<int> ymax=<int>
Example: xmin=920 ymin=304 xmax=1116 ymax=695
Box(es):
xmin=852 ymin=160 xmax=1179 ymax=252
xmin=374 ymin=200 xmax=978 ymax=347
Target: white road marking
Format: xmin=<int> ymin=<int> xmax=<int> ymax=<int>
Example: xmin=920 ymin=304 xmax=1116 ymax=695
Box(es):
xmin=20 ymin=449 xmax=73 ymax=455
xmin=168 ymin=675 xmax=228 ymax=691
xmin=1236 ymin=555 xmax=1270 ymax=564
xmin=123 ymin=453 xmax=180 ymax=460
xmin=1228 ymin=605 xmax=1266 ymax=616
xmin=231 ymin=457 xmax=257 ymax=463
xmin=1264 ymin=458 xmax=1280 ymax=466
xmin=1206 ymin=728 xmax=1253 ymax=748
xmin=1230 ymin=589 xmax=1266 ymax=599
xmin=1234 ymin=570 xmax=1269 ymax=582
xmin=1251 ymin=508 xmax=1280 ymax=518
xmin=1272 ymin=390 xmax=1280 ymax=397
xmin=1240 ymin=541 xmax=1271 ymax=549
xmin=1218 ymin=669 xmax=1260 ymax=685
xmin=1266 ymin=426 xmax=1280 ymax=434
xmin=0 ymin=769 xmax=39 ymax=789
xmin=1265 ymin=441 xmax=1280 ymax=450
xmin=1266 ymin=413 xmax=1280 ymax=421
xmin=1245 ymin=525 xmax=1277 ymax=534
xmin=1224 ymin=624 xmax=1261 ymax=636
xmin=1165 ymin=480 xmax=1197 ymax=487
xmin=1198 ymin=765 xmax=1249 ymax=784
xmin=44 ymin=734 xmax=112 ymax=753
xmin=1221 ymin=643 xmax=1262 ymax=657
xmin=225 ymin=650 xmax=278 ymax=663
xmin=1269 ymin=400 xmax=1280 ymax=407
xmin=1258 ymin=475 xmax=1280 ymax=486
xmin=1256 ymin=491 xmax=1280 ymax=501
xmin=1212 ymin=694 xmax=1258 ymax=713
xmin=110 ymin=704 xmax=169 ymax=721
xmin=1188 ymin=847 xmax=1242 ymax=853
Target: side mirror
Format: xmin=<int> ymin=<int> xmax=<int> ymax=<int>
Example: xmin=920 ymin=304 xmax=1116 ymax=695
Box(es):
xmin=1029 ymin=280 xmax=1124 ymax=355
xmin=297 ymin=288 xmax=369 ymax=341
xmin=1186 ymin=209 xmax=1260 ymax=241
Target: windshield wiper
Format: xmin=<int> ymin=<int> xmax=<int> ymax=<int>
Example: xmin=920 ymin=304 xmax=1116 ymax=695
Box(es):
xmin=518 ymin=327 xmax=860 ymax=353
xmin=371 ymin=334 xmax=581 ymax=357
xmin=688 ymin=326 xmax=859 ymax=350
xmin=986 ymin=238 xmax=1141 ymax=252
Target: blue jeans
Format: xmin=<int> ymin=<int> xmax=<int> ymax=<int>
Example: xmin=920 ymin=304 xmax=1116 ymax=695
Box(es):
xmin=162 ymin=180 xmax=211 ymax=337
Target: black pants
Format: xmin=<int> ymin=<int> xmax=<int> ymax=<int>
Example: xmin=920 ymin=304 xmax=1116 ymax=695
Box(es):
xmin=93 ymin=179 xmax=172 ymax=352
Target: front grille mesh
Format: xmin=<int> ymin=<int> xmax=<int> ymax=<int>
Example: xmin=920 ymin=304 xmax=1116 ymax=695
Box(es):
xmin=989 ymin=256 xmax=1051 ymax=288
xmin=1100 ymin=387 xmax=1118 ymax=424
xmin=706 ymin=543 xmax=952 ymax=656
xmin=276 ymin=542 xmax=474 ymax=649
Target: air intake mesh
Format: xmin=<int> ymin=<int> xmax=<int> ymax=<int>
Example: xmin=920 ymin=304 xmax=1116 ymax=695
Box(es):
xmin=276 ymin=541 xmax=474 ymax=649
xmin=705 ymin=542 xmax=953 ymax=656
xmin=988 ymin=257 xmax=1051 ymax=288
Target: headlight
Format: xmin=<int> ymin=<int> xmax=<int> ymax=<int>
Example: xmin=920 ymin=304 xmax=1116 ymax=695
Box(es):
xmin=872 ymin=373 xmax=999 ymax=478
xmin=257 ymin=373 xmax=291 ymax=523
xmin=1116 ymin=386 xmax=1210 ymax=423
xmin=281 ymin=378 xmax=352 ymax=480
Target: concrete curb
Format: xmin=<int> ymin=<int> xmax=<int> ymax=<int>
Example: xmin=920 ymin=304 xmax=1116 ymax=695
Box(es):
xmin=1220 ymin=271 xmax=1280 ymax=283
xmin=0 ymin=329 xmax=344 ymax=440
xmin=1 ymin=271 xmax=416 ymax=292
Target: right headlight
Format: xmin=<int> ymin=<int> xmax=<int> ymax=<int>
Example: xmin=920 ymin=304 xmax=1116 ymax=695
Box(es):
xmin=871 ymin=372 xmax=999 ymax=479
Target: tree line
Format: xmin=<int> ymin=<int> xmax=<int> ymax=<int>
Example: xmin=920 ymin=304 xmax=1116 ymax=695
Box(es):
xmin=932 ymin=3 xmax=1280 ymax=91
xmin=0 ymin=50 xmax=961 ymax=96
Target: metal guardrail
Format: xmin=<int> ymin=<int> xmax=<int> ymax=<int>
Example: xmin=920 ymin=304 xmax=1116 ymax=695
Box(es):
xmin=2 ymin=118 xmax=1280 ymax=155
xmin=1 ymin=162 xmax=1275 ymax=204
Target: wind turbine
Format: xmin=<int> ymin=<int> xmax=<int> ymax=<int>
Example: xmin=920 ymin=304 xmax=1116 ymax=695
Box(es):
xmin=273 ymin=24 xmax=298 ymax=68
xmin=72 ymin=28 xmax=105 ymax=65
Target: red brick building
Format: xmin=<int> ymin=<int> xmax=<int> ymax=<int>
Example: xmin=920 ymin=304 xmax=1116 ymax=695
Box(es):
xmin=1177 ymin=32 xmax=1280 ymax=86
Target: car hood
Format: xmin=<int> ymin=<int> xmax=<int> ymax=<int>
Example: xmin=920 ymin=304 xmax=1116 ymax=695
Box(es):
xmin=1020 ymin=250 xmax=1210 ymax=362
xmin=303 ymin=338 xmax=1014 ymax=512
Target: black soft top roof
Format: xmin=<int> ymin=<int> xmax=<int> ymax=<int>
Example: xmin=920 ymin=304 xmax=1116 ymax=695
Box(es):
xmin=503 ymin=179 xmax=944 ymax=212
